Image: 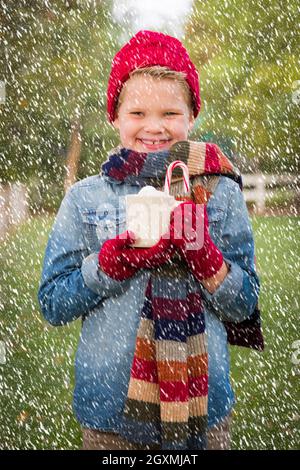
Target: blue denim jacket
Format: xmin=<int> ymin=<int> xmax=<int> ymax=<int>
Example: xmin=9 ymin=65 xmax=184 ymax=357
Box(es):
xmin=38 ymin=173 xmax=260 ymax=431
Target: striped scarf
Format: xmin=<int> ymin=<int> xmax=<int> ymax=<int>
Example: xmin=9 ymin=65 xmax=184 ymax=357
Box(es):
xmin=101 ymin=141 xmax=263 ymax=449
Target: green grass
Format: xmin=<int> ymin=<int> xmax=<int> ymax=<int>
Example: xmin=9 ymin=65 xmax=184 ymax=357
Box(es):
xmin=0 ymin=216 xmax=81 ymax=450
xmin=0 ymin=215 xmax=299 ymax=449
xmin=230 ymin=216 xmax=300 ymax=449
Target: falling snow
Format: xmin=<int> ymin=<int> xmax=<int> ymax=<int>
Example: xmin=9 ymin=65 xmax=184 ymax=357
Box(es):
xmin=0 ymin=0 xmax=299 ymax=451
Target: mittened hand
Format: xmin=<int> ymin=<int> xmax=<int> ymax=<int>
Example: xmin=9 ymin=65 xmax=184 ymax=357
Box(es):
xmin=169 ymin=201 xmax=224 ymax=281
xmin=98 ymin=230 xmax=176 ymax=281
xmin=98 ymin=230 xmax=138 ymax=281
xmin=120 ymin=234 xmax=176 ymax=270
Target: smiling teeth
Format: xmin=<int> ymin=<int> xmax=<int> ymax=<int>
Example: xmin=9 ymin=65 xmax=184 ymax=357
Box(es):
xmin=142 ymin=140 xmax=167 ymax=144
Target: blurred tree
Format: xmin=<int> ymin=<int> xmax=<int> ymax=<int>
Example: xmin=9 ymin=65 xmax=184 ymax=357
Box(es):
xmin=0 ymin=0 xmax=122 ymax=194
xmin=185 ymin=0 xmax=300 ymax=172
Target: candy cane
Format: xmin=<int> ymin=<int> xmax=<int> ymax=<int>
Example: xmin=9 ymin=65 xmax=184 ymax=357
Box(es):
xmin=164 ymin=160 xmax=190 ymax=194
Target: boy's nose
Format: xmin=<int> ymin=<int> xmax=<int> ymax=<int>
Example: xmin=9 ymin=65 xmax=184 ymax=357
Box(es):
xmin=143 ymin=117 xmax=164 ymax=133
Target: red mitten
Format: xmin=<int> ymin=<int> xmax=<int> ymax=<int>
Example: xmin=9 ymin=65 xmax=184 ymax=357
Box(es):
xmin=120 ymin=234 xmax=176 ymax=269
xmin=170 ymin=201 xmax=224 ymax=280
xmin=98 ymin=230 xmax=138 ymax=281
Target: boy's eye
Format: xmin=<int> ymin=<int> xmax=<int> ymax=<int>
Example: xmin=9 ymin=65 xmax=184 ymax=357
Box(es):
xmin=130 ymin=112 xmax=178 ymax=116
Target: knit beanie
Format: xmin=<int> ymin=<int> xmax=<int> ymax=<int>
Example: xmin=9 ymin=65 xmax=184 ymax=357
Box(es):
xmin=107 ymin=30 xmax=200 ymax=123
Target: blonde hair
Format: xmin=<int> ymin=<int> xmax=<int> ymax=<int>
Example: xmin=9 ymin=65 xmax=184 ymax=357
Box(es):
xmin=115 ymin=66 xmax=194 ymax=116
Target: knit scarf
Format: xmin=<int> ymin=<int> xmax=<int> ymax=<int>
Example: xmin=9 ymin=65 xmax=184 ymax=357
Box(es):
xmin=101 ymin=141 xmax=264 ymax=450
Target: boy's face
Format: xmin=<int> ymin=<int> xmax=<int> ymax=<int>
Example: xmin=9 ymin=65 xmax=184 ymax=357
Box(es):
xmin=113 ymin=75 xmax=195 ymax=152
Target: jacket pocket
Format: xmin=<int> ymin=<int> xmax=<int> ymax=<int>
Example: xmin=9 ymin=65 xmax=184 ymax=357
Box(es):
xmin=82 ymin=204 xmax=126 ymax=252
xmin=207 ymin=206 xmax=225 ymax=246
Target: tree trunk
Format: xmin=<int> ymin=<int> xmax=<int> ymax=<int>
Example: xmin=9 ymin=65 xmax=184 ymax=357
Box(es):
xmin=64 ymin=118 xmax=81 ymax=192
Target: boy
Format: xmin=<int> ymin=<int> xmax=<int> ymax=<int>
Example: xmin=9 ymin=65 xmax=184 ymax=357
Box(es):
xmin=38 ymin=30 xmax=262 ymax=450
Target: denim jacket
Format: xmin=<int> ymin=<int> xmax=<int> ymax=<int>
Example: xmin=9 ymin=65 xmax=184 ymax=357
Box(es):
xmin=38 ymin=173 xmax=260 ymax=431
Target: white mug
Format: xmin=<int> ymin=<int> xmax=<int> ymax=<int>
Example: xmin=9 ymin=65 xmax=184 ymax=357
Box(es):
xmin=125 ymin=161 xmax=190 ymax=248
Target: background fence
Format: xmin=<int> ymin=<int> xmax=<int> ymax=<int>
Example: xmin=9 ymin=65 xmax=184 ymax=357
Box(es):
xmin=0 ymin=183 xmax=29 ymax=241
xmin=243 ymin=174 xmax=299 ymax=214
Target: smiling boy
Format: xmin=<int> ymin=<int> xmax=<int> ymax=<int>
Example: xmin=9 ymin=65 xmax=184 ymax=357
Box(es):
xmin=39 ymin=30 xmax=262 ymax=450
xmin=113 ymin=67 xmax=194 ymax=152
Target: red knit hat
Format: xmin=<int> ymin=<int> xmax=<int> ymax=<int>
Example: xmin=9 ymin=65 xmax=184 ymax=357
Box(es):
xmin=106 ymin=30 xmax=200 ymax=123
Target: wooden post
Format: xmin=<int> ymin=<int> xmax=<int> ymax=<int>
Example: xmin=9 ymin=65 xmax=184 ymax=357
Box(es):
xmin=256 ymin=175 xmax=266 ymax=215
xmin=0 ymin=183 xmax=29 ymax=241
xmin=0 ymin=184 xmax=10 ymax=241
xmin=64 ymin=118 xmax=82 ymax=192
xmin=9 ymin=183 xmax=29 ymax=225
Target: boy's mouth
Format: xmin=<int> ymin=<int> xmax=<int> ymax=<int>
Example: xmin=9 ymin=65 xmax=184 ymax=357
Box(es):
xmin=137 ymin=138 xmax=172 ymax=150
